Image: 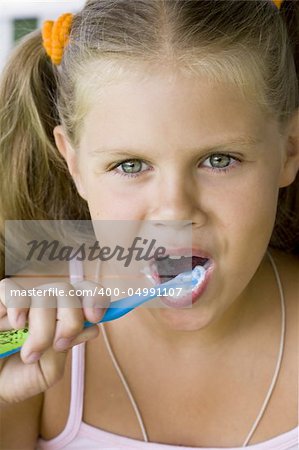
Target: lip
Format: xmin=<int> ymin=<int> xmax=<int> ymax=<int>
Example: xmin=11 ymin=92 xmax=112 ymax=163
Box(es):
xmin=147 ymin=248 xmax=215 ymax=308
xmin=152 ymin=247 xmax=213 ymax=260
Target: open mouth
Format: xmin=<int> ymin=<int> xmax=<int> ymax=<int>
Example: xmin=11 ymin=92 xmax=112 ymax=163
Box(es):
xmin=139 ymin=252 xmax=213 ymax=308
xmin=152 ymin=255 xmax=211 ymax=284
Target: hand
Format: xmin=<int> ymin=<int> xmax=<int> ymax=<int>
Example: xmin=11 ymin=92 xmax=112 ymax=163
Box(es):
xmin=0 ymin=277 xmax=110 ymax=404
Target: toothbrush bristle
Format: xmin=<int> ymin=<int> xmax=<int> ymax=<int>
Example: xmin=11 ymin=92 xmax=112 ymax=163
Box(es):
xmin=166 ymin=265 xmax=206 ymax=289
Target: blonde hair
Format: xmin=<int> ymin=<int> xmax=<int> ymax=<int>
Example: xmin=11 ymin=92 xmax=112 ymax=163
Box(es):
xmin=0 ymin=0 xmax=298 ymax=279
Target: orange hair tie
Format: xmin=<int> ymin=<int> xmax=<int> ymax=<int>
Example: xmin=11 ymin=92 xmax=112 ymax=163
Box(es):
xmin=272 ymin=0 xmax=284 ymax=9
xmin=42 ymin=13 xmax=73 ymax=65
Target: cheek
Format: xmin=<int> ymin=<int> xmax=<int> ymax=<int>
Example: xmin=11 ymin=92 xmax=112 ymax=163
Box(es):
xmin=208 ymin=169 xmax=279 ymax=247
xmin=83 ymin=177 xmax=146 ymax=220
xmin=201 ymin=171 xmax=280 ymax=304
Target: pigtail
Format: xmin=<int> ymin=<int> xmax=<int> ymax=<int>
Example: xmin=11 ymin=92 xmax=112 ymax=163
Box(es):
xmin=0 ymin=30 xmax=89 ymax=280
xmin=270 ymin=0 xmax=299 ymax=255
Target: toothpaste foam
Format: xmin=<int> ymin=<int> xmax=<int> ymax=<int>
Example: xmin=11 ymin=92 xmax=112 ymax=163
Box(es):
xmin=170 ymin=265 xmax=206 ymax=294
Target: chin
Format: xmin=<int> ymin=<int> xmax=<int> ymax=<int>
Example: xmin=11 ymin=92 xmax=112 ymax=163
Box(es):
xmin=152 ymin=307 xmax=212 ymax=332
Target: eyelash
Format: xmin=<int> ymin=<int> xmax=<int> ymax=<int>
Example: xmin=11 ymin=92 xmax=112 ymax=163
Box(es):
xmin=109 ymin=153 xmax=241 ymax=179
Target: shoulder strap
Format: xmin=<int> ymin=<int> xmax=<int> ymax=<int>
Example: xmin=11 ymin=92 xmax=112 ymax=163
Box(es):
xmin=41 ymin=261 xmax=86 ymax=448
xmin=60 ymin=259 xmax=86 ymax=441
xmin=57 ymin=343 xmax=86 ymax=445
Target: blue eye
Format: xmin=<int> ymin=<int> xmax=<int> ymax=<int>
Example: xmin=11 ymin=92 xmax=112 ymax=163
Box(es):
xmin=109 ymin=153 xmax=240 ymax=179
xmin=202 ymin=153 xmax=239 ymax=172
xmin=120 ymin=160 xmax=142 ymax=173
xmin=111 ymin=159 xmax=150 ymax=178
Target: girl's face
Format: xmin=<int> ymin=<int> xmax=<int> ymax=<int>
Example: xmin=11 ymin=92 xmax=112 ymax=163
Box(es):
xmin=54 ymin=72 xmax=297 ymax=332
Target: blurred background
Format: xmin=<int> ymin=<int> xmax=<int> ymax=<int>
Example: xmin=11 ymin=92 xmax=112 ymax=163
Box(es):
xmin=0 ymin=0 xmax=86 ymax=72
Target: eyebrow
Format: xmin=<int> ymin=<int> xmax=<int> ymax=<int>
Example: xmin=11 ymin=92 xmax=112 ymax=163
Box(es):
xmin=89 ymin=135 xmax=262 ymax=157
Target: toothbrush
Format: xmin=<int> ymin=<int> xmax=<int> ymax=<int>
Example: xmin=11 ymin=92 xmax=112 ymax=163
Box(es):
xmin=0 ymin=266 xmax=204 ymax=359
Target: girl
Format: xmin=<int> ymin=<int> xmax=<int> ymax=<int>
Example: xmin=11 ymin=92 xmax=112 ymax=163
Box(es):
xmin=0 ymin=0 xmax=298 ymax=448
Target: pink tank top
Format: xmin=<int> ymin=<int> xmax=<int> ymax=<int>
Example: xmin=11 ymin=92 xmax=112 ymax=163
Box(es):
xmin=36 ymin=259 xmax=299 ymax=450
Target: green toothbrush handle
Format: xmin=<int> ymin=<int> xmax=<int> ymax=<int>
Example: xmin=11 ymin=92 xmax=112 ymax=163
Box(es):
xmin=0 ymin=328 xmax=29 ymax=359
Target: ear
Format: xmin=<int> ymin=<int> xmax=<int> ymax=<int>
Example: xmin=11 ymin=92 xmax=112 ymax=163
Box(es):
xmin=53 ymin=125 xmax=87 ymax=200
xmin=279 ymin=108 xmax=299 ymax=187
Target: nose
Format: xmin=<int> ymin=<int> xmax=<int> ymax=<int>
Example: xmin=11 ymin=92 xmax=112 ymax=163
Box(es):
xmin=146 ymin=171 xmax=207 ymax=227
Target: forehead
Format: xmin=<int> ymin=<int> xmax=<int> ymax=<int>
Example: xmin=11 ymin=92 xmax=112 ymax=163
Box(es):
xmin=80 ymin=72 xmax=268 ymax=150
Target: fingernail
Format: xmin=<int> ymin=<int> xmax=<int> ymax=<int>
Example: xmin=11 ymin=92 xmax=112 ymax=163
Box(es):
xmin=26 ymin=352 xmax=42 ymax=364
xmin=54 ymin=337 xmax=73 ymax=351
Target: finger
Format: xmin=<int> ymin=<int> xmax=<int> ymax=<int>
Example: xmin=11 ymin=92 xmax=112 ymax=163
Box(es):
xmin=20 ymin=284 xmax=57 ymax=364
xmin=73 ymin=280 xmax=110 ymax=324
xmin=0 ymin=315 xmax=21 ymax=331
xmin=53 ymin=284 xmax=84 ymax=352
xmin=69 ymin=323 xmax=100 ymax=347
xmin=0 ymin=279 xmax=30 ymax=329
xmin=0 ymin=298 xmax=7 ymax=321
xmin=49 ymin=324 xmax=100 ymax=352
